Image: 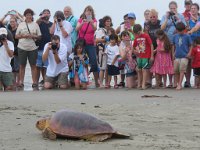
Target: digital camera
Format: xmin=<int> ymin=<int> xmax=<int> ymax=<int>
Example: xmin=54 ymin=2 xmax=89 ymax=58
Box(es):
xmin=51 ymin=43 xmax=58 ymax=50
xmin=0 ymin=34 xmax=6 ymax=41
xmin=169 ymin=11 xmax=175 ymax=16
xmin=57 ymin=18 xmax=62 ymax=22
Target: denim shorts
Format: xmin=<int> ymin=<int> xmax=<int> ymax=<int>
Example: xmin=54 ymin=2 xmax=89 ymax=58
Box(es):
xmin=85 ymin=45 xmax=98 ymax=72
xmin=18 ymin=48 xmax=38 ymax=65
xmin=36 ymin=50 xmax=48 ymax=68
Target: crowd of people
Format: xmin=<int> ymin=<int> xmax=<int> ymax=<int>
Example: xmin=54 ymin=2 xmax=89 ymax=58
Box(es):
xmin=0 ymin=0 xmax=200 ymax=91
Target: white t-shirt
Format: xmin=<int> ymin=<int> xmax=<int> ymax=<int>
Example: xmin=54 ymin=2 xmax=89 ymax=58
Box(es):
xmin=43 ymin=42 xmax=69 ymax=77
xmin=54 ymin=20 xmax=73 ymax=53
xmin=16 ymin=21 xmax=41 ymax=51
xmin=95 ymin=28 xmax=107 ymax=39
xmin=105 ymin=44 xmax=119 ymax=67
xmin=0 ymin=40 xmax=14 ymax=72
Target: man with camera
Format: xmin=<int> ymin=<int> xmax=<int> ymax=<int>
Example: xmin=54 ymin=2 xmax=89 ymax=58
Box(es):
xmin=50 ymin=11 xmax=73 ymax=54
xmin=42 ymin=35 xmax=69 ymax=89
xmin=161 ymin=1 xmax=186 ymax=43
xmin=36 ymin=9 xmax=53 ymax=86
xmin=0 ymin=28 xmax=14 ymax=91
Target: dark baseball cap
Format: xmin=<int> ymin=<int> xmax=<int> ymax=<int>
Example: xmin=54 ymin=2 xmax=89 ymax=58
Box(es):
xmin=185 ymin=0 xmax=192 ymax=5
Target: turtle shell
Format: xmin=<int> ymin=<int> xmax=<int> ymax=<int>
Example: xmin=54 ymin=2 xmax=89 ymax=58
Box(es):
xmin=49 ymin=109 xmax=115 ymax=138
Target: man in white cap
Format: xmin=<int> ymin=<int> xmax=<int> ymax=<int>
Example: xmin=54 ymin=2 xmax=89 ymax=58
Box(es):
xmin=0 ymin=27 xmax=14 ymax=91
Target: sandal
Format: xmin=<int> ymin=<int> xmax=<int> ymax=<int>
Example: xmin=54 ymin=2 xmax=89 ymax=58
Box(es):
xmin=167 ymin=84 xmax=173 ymax=88
xmin=18 ymin=83 xmax=24 ymax=88
xmin=32 ymin=83 xmax=38 ymax=88
xmin=118 ymin=82 xmax=125 ymax=87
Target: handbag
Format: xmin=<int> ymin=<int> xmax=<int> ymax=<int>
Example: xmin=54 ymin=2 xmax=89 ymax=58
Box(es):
xmin=77 ymin=22 xmax=90 ymax=46
xmin=25 ymin=22 xmax=40 ymax=47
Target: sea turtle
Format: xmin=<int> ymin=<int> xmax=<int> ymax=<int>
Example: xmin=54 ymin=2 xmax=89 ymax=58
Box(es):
xmin=36 ymin=109 xmax=130 ymax=142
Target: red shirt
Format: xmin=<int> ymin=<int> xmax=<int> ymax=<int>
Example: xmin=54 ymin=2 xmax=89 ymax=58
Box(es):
xmin=191 ymin=45 xmax=200 ymax=68
xmin=78 ymin=18 xmax=97 ymax=45
xmin=133 ymin=33 xmax=152 ymax=58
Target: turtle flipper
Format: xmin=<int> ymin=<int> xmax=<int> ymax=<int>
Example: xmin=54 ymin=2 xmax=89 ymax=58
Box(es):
xmin=42 ymin=127 xmax=57 ymax=140
xmin=82 ymin=134 xmax=112 ymax=142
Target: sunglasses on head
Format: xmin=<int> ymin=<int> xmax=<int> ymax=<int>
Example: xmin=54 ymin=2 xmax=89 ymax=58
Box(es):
xmin=150 ymin=16 xmax=156 ymax=19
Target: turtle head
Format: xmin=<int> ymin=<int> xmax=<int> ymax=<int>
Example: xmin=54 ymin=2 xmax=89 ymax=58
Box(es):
xmin=36 ymin=118 xmax=50 ymax=131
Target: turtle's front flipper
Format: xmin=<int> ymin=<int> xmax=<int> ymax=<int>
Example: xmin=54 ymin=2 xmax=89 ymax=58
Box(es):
xmin=82 ymin=134 xmax=112 ymax=142
xmin=42 ymin=127 xmax=57 ymax=140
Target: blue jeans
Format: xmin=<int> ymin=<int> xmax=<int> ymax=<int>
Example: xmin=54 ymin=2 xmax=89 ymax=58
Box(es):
xmin=36 ymin=50 xmax=48 ymax=68
xmin=85 ymin=45 xmax=98 ymax=72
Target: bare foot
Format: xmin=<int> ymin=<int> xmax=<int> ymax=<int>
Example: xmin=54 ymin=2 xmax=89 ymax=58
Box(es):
xmin=176 ymin=85 xmax=182 ymax=90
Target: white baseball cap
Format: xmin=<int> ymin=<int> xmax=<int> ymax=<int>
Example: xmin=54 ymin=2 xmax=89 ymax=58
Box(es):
xmin=0 ymin=28 xmax=7 ymax=35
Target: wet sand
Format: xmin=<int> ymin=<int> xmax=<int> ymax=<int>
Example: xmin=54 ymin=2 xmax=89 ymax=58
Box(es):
xmin=0 ymin=88 xmax=200 ymax=150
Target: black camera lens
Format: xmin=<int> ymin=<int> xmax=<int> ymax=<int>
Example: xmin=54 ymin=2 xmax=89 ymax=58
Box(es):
xmin=169 ymin=11 xmax=175 ymax=16
xmin=0 ymin=34 xmax=6 ymax=41
xmin=57 ymin=18 xmax=62 ymax=22
xmin=51 ymin=43 xmax=58 ymax=50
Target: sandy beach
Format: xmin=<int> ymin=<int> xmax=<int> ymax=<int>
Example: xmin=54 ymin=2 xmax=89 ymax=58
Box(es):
xmin=0 ymin=88 xmax=200 ymax=150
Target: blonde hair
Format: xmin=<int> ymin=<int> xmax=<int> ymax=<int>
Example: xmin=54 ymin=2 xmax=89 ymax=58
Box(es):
xmin=149 ymin=9 xmax=158 ymax=17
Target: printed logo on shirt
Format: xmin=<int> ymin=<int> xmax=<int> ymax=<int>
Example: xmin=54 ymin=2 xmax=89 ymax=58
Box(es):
xmin=178 ymin=37 xmax=183 ymax=47
xmin=137 ymin=38 xmax=146 ymax=53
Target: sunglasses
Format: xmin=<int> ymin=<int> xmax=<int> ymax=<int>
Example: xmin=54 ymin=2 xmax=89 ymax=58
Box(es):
xmin=150 ymin=16 xmax=156 ymax=19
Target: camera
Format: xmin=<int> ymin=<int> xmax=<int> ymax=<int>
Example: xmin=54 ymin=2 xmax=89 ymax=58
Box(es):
xmin=0 ymin=34 xmax=6 ymax=41
xmin=57 ymin=18 xmax=62 ymax=22
xmin=169 ymin=11 xmax=175 ymax=16
xmin=51 ymin=43 xmax=58 ymax=50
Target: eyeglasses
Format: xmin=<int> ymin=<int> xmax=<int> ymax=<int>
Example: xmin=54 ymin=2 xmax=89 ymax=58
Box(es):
xmin=150 ymin=16 xmax=156 ymax=19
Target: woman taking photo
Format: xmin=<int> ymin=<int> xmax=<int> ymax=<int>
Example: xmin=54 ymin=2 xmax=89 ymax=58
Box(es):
xmin=15 ymin=8 xmax=41 ymax=89
xmin=76 ymin=5 xmax=99 ymax=87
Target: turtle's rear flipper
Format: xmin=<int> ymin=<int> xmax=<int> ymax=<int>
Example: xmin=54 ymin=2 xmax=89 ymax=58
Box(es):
xmin=42 ymin=127 xmax=57 ymax=140
xmin=113 ymin=131 xmax=130 ymax=139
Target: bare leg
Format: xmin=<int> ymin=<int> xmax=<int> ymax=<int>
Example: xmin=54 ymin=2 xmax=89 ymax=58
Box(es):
xmin=19 ymin=64 xmax=26 ymax=85
xmin=93 ymin=72 xmax=99 ymax=87
xmin=99 ymin=70 xmax=105 ymax=86
xmin=142 ymin=69 xmax=148 ymax=89
xmin=137 ymin=69 xmax=142 ymax=88
xmin=163 ymin=74 xmax=167 ymax=88
xmin=30 ymin=64 xmax=37 ymax=85
xmin=176 ymin=72 xmax=184 ymax=90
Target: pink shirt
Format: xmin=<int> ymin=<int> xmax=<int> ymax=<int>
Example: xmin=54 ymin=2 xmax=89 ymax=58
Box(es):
xmin=78 ymin=18 xmax=97 ymax=45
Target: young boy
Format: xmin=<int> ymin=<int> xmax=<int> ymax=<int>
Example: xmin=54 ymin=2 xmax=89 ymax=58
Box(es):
xmin=191 ymin=37 xmax=200 ymax=88
xmin=133 ymin=24 xmax=154 ymax=89
xmin=105 ymin=34 xmax=120 ymax=88
xmin=173 ymin=22 xmax=193 ymax=90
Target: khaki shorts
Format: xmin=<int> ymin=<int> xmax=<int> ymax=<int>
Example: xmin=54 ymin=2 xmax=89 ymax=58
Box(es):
xmin=0 ymin=71 xmax=13 ymax=87
xmin=45 ymin=73 xmax=68 ymax=86
xmin=98 ymin=50 xmax=107 ymax=70
xmin=174 ymin=58 xmax=189 ymax=73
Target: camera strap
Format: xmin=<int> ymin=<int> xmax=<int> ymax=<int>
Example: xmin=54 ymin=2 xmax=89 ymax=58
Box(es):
xmin=79 ymin=22 xmax=90 ymax=39
xmin=25 ymin=22 xmax=37 ymax=45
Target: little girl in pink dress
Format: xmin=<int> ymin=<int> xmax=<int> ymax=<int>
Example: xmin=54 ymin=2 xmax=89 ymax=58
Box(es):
xmin=151 ymin=30 xmax=174 ymax=88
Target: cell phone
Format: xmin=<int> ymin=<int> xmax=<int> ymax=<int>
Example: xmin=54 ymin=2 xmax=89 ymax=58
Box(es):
xmin=86 ymin=15 xmax=92 ymax=22
xmin=125 ymin=22 xmax=131 ymax=29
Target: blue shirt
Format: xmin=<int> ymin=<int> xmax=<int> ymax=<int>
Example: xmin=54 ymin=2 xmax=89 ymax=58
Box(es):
xmin=189 ymin=18 xmax=200 ymax=41
xmin=161 ymin=13 xmax=186 ymax=43
xmin=173 ymin=33 xmax=192 ymax=58
xmin=66 ymin=15 xmax=78 ymax=48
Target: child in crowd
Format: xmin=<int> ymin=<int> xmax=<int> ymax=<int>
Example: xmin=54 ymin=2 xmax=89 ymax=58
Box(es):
xmin=68 ymin=42 xmax=89 ymax=90
xmin=105 ymin=34 xmax=120 ymax=88
xmin=133 ymin=24 xmax=154 ymax=89
xmin=191 ymin=37 xmax=200 ymax=88
xmin=151 ymin=30 xmax=174 ymax=88
xmin=173 ymin=22 xmax=193 ymax=90
xmin=120 ymin=31 xmax=137 ymax=88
